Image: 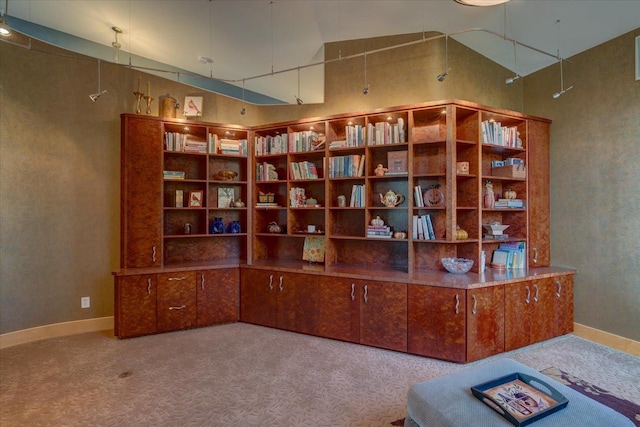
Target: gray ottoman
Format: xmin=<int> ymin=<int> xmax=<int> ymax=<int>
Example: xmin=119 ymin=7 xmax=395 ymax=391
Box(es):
xmin=405 ymin=358 xmax=633 ymax=427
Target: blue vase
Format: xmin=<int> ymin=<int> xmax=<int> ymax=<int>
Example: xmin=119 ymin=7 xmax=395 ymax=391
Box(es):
xmin=210 ymin=217 xmax=225 ymax=234
xmin=228 ymin=220 xmax=241 ymax=234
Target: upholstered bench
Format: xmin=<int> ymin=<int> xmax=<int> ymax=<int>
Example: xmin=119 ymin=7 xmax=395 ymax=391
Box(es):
xmin=405 ymin=358 xmax=633 ymax=427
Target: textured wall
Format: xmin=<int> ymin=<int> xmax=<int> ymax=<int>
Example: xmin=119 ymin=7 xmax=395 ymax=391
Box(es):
xmin=524 ymin=29 xmax=640 ymax=341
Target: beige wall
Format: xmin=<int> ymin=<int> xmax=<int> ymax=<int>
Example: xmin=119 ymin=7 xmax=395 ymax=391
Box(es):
xmin=1 ymin=29 xmax=638 ymax=340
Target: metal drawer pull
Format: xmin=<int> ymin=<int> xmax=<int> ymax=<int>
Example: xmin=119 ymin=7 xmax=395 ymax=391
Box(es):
xmin=351 ymin=283 xmax=355 ymax=301
xmin=455 ymin=294 xmax=459 ymax=314
xmin=169 ymin=305 xmax=186 ymax=310
xmin=471 ymin=295 xmax=477 ymax=315
xmin=525 ymin=286 xmax=531 ymax=304
xmin=533 ymin=284 xmax=539 ymax=302
xmin=555 ymin=280 xmax=562 ymax=297
xmin=533 ymin=248 xmax=538 ymax=264
xmin=363 ymin=285 xmax=368 ymax=303
xmin=279 ymin=276 xmax=284 ymax=292
xmin=152 ymin=246 xmax=157 ymax=263
xmin=168 ymin=276 xmax=187 ymax=281
xmin=147 ymin=278 xmax=152 ymax=295
xmin=201 ymin=274 xmax=205 ymax=290
xmin=268 ymin=274 xmax=273 ymax=291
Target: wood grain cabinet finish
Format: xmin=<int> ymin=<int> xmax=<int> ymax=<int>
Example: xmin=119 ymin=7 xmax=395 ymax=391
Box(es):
xmin=358 ymin=280 xmax=407 ymax=352
xmin=240 ymin=268 xmax=278 ymax=328
xmin=120 ymin=116 xmax=163 ymax=268
xmin=408 ymin=285 xmax=466 ymax=362
xmin=317 ymin=277 xmax=360 ymax=343
xmin=527 ymin=120 xmax=551 ymax=267
xmin=505 ymin=279 xmax=555 ymax=351
xmin=114 ymin=274 xmax=157 ymax=338
xmin=553 ymin=274 xmax=574 ymax=336
xmin=466 ymin=286 xmax=505 ymax=362
xmin=197 ymin=268 xmax=239 ymax=327
xmin=276 ymin=272 xmax=318 ymax=335
xmin=156 ymin=271 xmax=197 ymax=333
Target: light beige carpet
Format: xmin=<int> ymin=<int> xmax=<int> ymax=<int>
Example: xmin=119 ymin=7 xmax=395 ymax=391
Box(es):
xmin=1 ymin=323 xmax=639 ymax=426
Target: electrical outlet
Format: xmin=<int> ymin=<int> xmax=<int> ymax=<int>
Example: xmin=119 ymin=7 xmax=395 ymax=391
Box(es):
xmin=81 ymin=296 xmax=90 ymax=309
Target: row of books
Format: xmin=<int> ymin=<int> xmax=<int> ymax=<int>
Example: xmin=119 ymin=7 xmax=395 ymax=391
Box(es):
xmin=255 ymin=162 xmax=278 ymax=182
xmin=255 ymin=134 xmax=288 ymax=155
xmin=349 ymin=184 xmax=365 ymax=207
xmin=328 ymin=155 xmax=365 ymax=178
xmin=412 ymin=215 xmax=436 ymax=240
xmin=290 ymin=187 xmax=307 ymax=208
xmin=367 ymin=225 xmax=392 ymax=238
xmin=481 ymin=120 xmax=523 ymax=148
xmin=367 ymin=119 xmax=406 ymax=145
xmin=163 ymin=170 xmax=185 ymax=180
xmin=413 ymin=185 xmax=427 ymax=207
xmin=209 ymin=134 xmax=248 ymax=156
xmin=164 ymin=132 xmax=207 ymax=153
xmin=290 ymin=161 xmax=320 ymax=180
xmin=492 ymin=242 xmax=526 ymax=269
xmin=289 ymin=130 xmax=325 ymax=152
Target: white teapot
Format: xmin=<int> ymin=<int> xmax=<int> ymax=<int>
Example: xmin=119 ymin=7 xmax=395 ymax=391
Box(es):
xmin=379 ymin=190 xmax=404 ymax=207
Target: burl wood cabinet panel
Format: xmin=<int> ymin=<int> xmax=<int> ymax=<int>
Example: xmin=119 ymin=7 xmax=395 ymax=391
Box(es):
xmin=408 ymin=285 xmax=466 ymax=363
xmin=196 ymin=268 xmax=239 ymax=327
xmin=276 ymin=272 xmax=319 ymax=335
xmin=504 ymin=279 xmax=555 ymax=352
xmin=466 ymin=285 xmax=505 ymax=362
xmin=240 ymin=268 xmax=278 ymax=328
xmin=554 ymin=274 xmax=574 ymax=336
xmin=527 ymin=120 xmax=551 ymax=267
xmin=359 ymin=280 xmax=407 ymax=352
xmin=317 ymin=276 xmax=360 ymax=343
xmin=121 ymin=117 xmax=163 ymax=268
xmin=156 ymin=271 xmax=197 ymax=333
xmin=115 ymin=274 xmax=157 ymax=338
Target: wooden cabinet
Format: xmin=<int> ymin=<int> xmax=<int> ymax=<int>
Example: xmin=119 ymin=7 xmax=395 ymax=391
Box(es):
xmin=196 ymin=268 xmax=239 ymax=327
xmin=527 ymin=120 xmax=551 ymax=267
xmin=317 ymin=277 xmax=360 ymax=343
xmin=504 ymin=278 xmax=555 ymax=351
xmin=114 ymin=274 xmax=157 ymax=338
xmin=466 ymin=285 xmax=505 ymax=362
xmin=358 ymin=280 xmax=407 ymax=352
xmin=156 ymin=271 xmax=197 ymax=333
xmin=240 ymin=268 xmax=278 ymax=328
xmin=408 ymin=285 xmax=466 ymax=362
xmin=553 ymin=274 xmax=574 ymax=336
xmin=121 ymin=116 xmax=163 ymax=268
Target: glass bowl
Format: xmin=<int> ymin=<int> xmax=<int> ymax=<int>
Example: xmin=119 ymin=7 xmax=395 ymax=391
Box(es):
xmin=441 ymin=257 xmax=474 ymax=274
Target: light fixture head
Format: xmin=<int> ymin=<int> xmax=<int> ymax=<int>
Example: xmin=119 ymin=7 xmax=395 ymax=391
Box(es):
xmin=454 ymin=0 xmax=510 ymax=6
xmin=552 ymin=85 xmax=573 ymax=99
xmin=89 ymin=90 xmax=107 ymax=102
xmin=362 ymin=84 xmax=370 ymax=95
xmin=295 ymin=95 xmax=303 ymax=105
xmin=240 ymin=107 xmax=246 ymax=115
xmin=0 ymin=20 xmax=10 ymax=36
xmin=505 ymin=74 xmax=520 ymax=85
xmin=437 ymin=69 xmax=450 ymax=82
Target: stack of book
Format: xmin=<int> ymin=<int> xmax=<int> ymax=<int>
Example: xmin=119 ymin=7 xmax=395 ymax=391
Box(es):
xmin=495 ymin=199 xmax=524 ymax=208
xmin=254 ymin=133 xmax=288 ymax=155
xmin=345 ymin=124 xmax=365 ymax=147
xmin=163 ymin=170 xmax=185 ymax=180
xmin=367 ymin=224 xmax=392 ymax=238
xmin=492 ymin=242 xmax=526 ymax=269
xmin=481 ymin=120 xmax=522 ymax=148
xmin=412 ymin=215 xmax=435 ymax=240
xmin=183 ymin=139 xmax=207 ymax=154
xmin=328 ymin=155 xmax=365 ymax=178
xmin=290 ymin=161 xmax=319 ymax=180
xmin=349 ymin=184 xmax=365 ymax=207
xmin=217 ymin=138 xmax=247 ymax=156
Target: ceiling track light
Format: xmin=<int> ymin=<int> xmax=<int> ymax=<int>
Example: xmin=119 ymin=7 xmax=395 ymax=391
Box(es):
xmin=552 ymin=19 xmax=573 ymax=99
xmin=240 ymin=79 xmax=246 ymax=115
xmin=437 ymin=35 xmax=450 ymax=82
xmin=111 ymin=26 xmax=122 ymax=64
xmin=362 ymin=52 xmax=370 ymax=95
xmin=0 ymin=0 xmax=11 ymax=36
xmin=89 ymin=59 xmax=107 ymax=102
xmin=295 ymin=67 xmax=303 ymax=104
xmin=505 ymin=40 xmax=520 ymax=85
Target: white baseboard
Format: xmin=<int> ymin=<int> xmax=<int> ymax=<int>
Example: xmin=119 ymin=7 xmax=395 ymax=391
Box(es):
xmin=573 ymin=323 xmax=640 ymax=357
xmin=0 ymin=317 xmax=114 ymax=349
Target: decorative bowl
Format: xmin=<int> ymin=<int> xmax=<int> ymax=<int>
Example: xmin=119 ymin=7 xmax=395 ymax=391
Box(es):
xmin=441 ymin=257 xmax=474 ymax=274
xmin=214 ymin=170 xmax=238 ymax=181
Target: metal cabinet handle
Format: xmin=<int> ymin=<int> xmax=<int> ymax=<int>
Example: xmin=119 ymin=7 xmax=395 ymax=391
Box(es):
xmin=279 ymin=276 xmax=284 ymax=292
xmin=268 ymin=274 xmax=273 ymax=291
xmin=201 ymin=274 xmax=205 ymax=290
xmin=169 ymin=305 xmax=186 ymax=310
xmin=525 ymin=285 xmax=531 ymax=304
xmin=351 ymin=283 xmax=355 ymax=301
xmin=533 ymin=284 xmax=539 ymax=303
xmin=152 ymin=246 xmax=157 ymax=263
xmin=455 ymin=294 xmax=460 ymax=314
xmin=147 ymin=278 xmax=152 ymax=295
xmin=363 ymin=285 xmax=368 ymax=303
xmin=168 ymin=276 xmax=187 ymax=281
xmin=471 ymin=294 xmax=477 ymax=315
xmin=533 ymin=247 xmax=538 ymax=264
xmin=555 ymin=280 xmax=562 ymax=298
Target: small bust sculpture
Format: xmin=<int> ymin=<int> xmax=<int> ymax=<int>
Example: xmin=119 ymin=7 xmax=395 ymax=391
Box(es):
xmin=374 ymin=164 xmax=388 ymax=176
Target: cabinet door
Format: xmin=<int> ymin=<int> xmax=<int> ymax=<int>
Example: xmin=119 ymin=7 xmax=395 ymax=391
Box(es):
xmin=196 ymin=268 xmax=239 ymax=327
xmin=504 ymin=281 xmax=534 ymax=351
xmin=240 ymin=268 xmax=278 ymax=328
xmin=360 ymin=281 xmax=407 ymax=352
xmin=408 ymin=285 xmax=466 ymax=362
xmin=317 ymin=277 xmax=360 ymax=343
xmin=121 ymin=117 xmax=163 ymax=268
xmin=527 ymin=120 xmax=551 ymax=267
xmin=553 ymin=274 xmax=574 ymax=336
xmin=276 ymin=272 xmax=318 ymax=335
xmin=156 ymin=271 xmax=197 ymax=333
xmin=530 ymin=279 xmax=556 ymax=344
xmin=467 ymin=286 xmax=504 ymax=362
xmin=114 ymin=274 xmax=157 ymax=338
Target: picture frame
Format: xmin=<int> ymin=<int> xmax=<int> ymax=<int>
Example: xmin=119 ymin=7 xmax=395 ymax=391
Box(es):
xmin=471 ymin=372 xmax=568 ymax=426
xmin=183 ymin=96 xmax=203 ymax=117
xmin=218 ymin=187 xmax=235 ymax=208
xmin=188 ymin=190 xmax=203 ymax=207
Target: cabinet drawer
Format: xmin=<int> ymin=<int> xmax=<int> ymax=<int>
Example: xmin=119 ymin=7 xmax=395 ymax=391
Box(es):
xmin=157 ymin=271 xmax=196 ymax=302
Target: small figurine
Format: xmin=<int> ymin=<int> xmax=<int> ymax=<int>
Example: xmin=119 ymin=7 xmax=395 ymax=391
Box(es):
xmin=484 ymin=180 xmax=495 ymax=209
xmin=374 ymin=164 xmax=388 ymax=176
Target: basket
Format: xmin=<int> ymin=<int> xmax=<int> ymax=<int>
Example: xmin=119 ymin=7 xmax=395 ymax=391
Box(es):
xmin=492 ymin=164 xmax=526 ymax=178
xmin=258 ymin=194 xmax=275 ymax=203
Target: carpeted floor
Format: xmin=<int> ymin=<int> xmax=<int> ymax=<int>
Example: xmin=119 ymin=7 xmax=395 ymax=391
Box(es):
xmin=1 ymin=323 xmax=639 ymax=426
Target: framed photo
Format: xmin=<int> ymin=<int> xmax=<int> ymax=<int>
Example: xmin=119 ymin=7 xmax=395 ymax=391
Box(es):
xmin=492 ymin=249 xmax=509 ymax=266
xmin=184 ymin=96 xmax=203 ymax=117
xmin=218 ymin=187 xmax=234 ymax=208
xmin=188 ymin=190 xmax=203 ymax=207
xmin=636 ymin=35 xmax=640 ymax=81
xmin=387 ymin=150 xmax=408 ymax=174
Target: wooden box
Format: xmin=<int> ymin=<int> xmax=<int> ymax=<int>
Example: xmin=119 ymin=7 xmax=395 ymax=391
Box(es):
xmin=492 ymin=164 xmax=526 ymax=178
